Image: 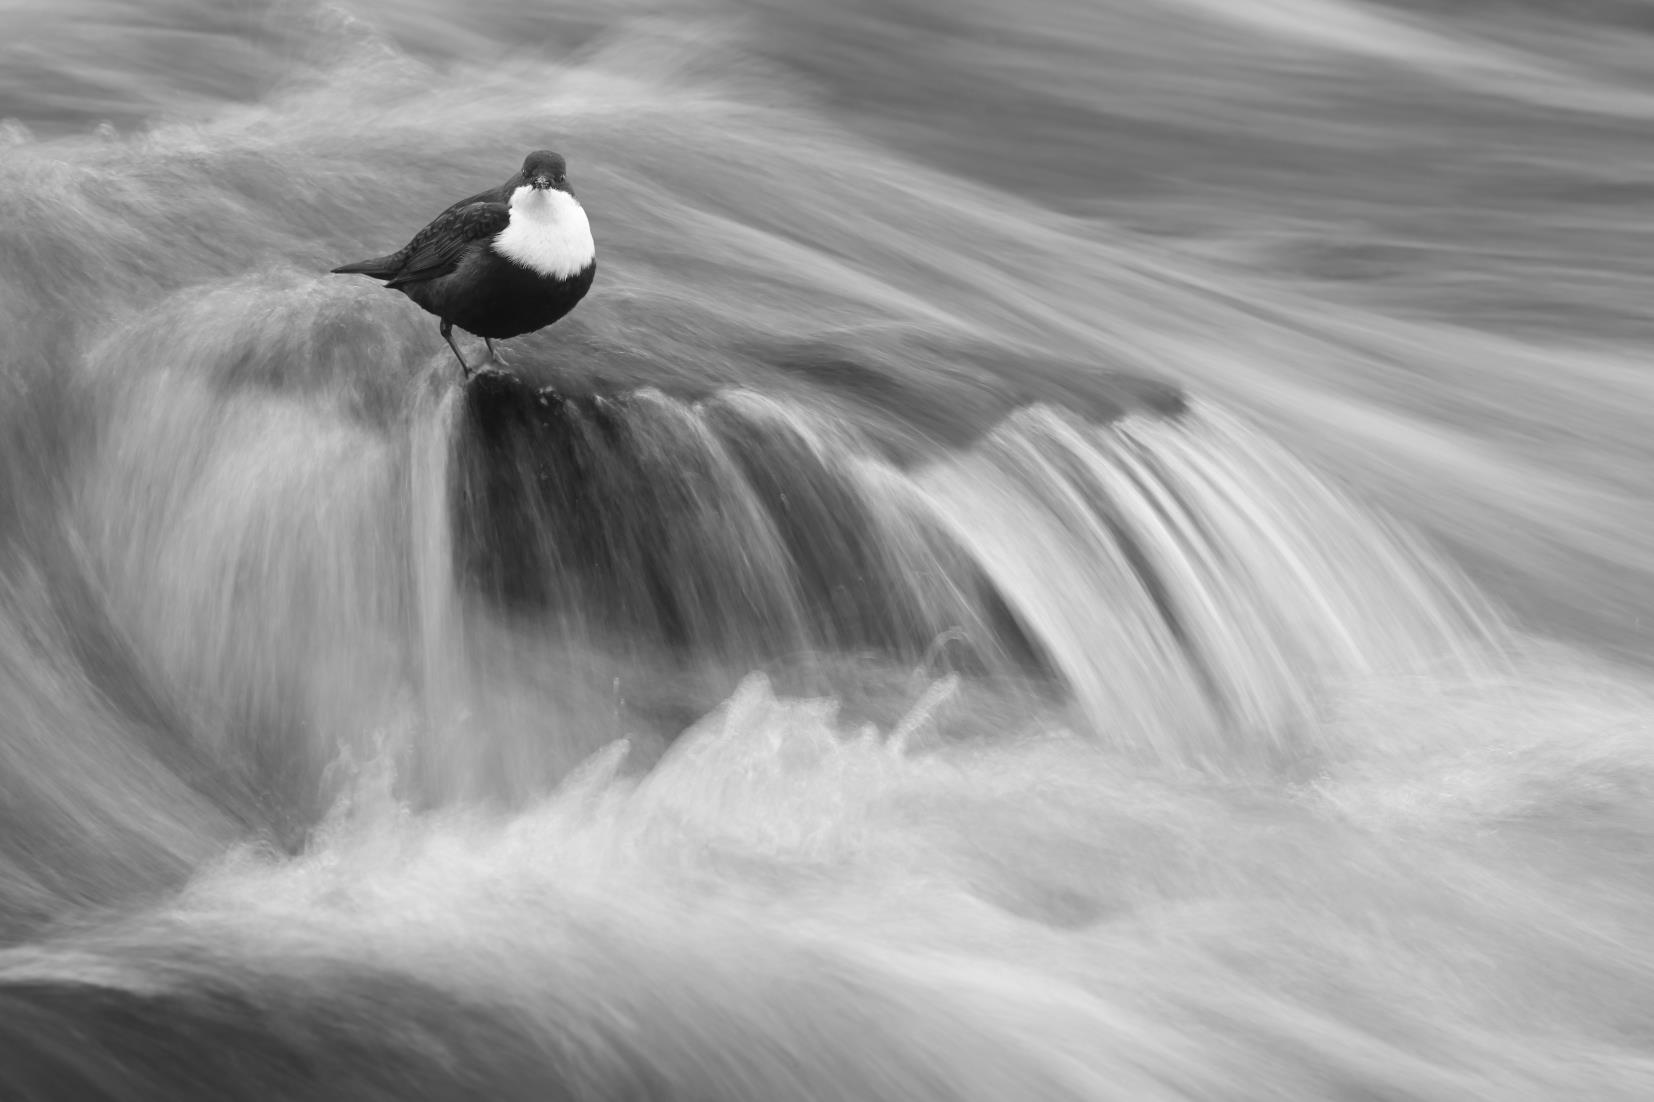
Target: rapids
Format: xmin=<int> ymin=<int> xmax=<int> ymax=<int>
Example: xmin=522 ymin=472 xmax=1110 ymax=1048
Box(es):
xmin=2 ymin=0 xmax=1654 ymax=1098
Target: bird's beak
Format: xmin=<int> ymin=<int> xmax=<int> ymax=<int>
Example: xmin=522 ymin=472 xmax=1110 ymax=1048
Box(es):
xmin=531 ymin=175 xmax=553 ymax=190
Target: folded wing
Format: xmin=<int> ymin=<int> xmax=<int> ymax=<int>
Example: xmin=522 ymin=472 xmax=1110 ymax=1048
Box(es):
xmin=332 ymin=201 xmax=511 ymax=287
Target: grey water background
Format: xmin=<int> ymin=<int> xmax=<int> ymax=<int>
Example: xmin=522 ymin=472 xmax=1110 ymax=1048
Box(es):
xmin=3 ymin=0 xmax=1654 ymax=1097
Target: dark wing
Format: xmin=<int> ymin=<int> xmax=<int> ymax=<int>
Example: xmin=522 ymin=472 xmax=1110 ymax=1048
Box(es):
xmin=382 ymin=201 xmax=511 ymax=289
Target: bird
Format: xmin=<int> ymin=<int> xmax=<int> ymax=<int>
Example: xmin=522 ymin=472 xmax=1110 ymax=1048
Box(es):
xmin=331 ymin=150 xmax=596 ymax=377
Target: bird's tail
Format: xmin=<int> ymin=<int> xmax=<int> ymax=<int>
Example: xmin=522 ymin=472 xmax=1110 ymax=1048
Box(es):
xmin=330 ymin=254 xmax=401 ymax=279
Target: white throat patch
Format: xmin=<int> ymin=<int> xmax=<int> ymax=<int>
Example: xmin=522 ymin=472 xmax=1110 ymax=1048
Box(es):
xmin=493 ymin=186 xmax=595 ymax=280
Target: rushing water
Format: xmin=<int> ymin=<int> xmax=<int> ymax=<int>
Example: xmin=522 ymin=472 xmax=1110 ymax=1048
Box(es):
xmin=4 ymin=0 xmax=1654 ymax=1098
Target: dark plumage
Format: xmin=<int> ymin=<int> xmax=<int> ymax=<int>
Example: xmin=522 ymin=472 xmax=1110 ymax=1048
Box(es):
xmin=332 ymin=150 xmax=597 ymax=377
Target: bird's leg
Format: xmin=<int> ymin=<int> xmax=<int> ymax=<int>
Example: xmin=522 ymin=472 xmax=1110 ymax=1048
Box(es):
xmin=440 ymin=319 xmax=470 ymax=379
xmin=484 ymin=337 xmax=497 ymax=362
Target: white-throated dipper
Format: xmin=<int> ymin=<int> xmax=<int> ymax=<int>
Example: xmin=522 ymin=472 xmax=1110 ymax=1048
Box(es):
xmin=331 ymin=150 xmax=596 ymax=376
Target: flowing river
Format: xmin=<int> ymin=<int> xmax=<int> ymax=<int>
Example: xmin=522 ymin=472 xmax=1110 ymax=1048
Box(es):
xmin=3 ymin=0 xmax=1654 ymax=1097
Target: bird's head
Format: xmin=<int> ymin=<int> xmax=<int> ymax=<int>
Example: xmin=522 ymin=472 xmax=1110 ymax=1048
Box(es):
xmin=519 ymin=150 xmax=569 ymax=193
